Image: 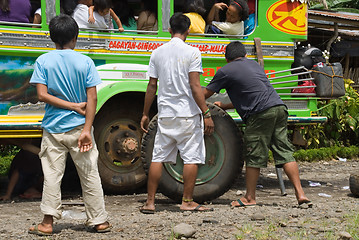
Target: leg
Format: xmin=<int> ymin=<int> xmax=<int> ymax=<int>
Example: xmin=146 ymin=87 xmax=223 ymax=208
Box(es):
xmin=283 ymin=161 xmax=310 ymax=204
xmin=39 ymin=131 xmax=67 ymax=219
xmin=231 ymin=166 xmax=260 ymax=207
xmin=180 ymin=164 xmax=212 ymax=211
xmin=69 ymin=127 xmax=108 ymax=227
xmin=0 ymin=169 xmax=19 ymax=200
xmin=141 ymin=162 xmax=163 ymax=212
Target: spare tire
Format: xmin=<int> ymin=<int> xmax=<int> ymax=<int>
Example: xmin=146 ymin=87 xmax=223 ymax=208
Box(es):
xmin=141 ymin=103 xmax=244 ymax=202
xmin=349 ymin=173 xmax=359 ymax=197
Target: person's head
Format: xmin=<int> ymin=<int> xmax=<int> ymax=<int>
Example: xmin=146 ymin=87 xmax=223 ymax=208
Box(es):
xmin=93 ymin=0 xmax=111 ymax=16
xmin=141 ymin=0 xmax=157 ymax=15
xmin=169 ymin=13 xmax=190 ymax=35
xmin=226 ymin=0 xmax=249 ymax=23
xmin=225 ymin=41 xmax=247 ymax=62
xmin=49 ymin=14 xmax=79 ymax=49
xmin=112 ymin=0 xmax=135 ymax=27
xmin=185 ymin=0 xmax=206 ymax=17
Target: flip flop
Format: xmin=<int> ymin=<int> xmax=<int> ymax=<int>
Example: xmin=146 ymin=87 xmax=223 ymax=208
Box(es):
xmin=181 ymin=204 xmax=214 ymax=212
xmin=28 ymin=225 xmax=52 ymax=236
xmin=94 ymin=222 xmax=112 ymax=233
xmin=139 ymin=207 xmax=155 ymax=214
xmin=298 ymin=201 xmax=313 ymax=208
xmin=231 ymin=199 xmax=256 ymax=208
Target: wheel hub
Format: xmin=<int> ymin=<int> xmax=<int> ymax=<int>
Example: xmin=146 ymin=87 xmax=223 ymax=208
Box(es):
xmin=118 ymin=137 xmax=138 ymax=154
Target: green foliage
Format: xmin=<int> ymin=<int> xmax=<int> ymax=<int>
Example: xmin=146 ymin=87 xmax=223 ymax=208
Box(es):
xmin=302 ymin=79 xmax=359 ymax=148
xmin=0 ymin=145 xmax=19 ymax=176
xmin=310 ymin=0 xmax=359 ymax=13
xmin=293 ymin=146 xmax=359 ymax=161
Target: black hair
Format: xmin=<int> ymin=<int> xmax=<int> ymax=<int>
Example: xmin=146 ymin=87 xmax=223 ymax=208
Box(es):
xmin=225 ymin=41 xmax=246 ymax=61
xmin=169 ymin=12 xmax=190 ymax=35
xmin=185 ymin=0 xmax=205 ymax=17
xmin=142 ymin=0 xmax=157 ymax=17
xmin=93 ymin=0 xmax=112 ymax=12
xmin=61 ymin=0 xmax=78 ymax=16
xmin=49 ymin=14 xmax=79 ymax=48
xmin=112 ymin=0 xmax=135 ymax=27
xmin=0 ymin=0 xmax=9 ymax=12
xmin=230 ymin=0 xmax=249 ymax=21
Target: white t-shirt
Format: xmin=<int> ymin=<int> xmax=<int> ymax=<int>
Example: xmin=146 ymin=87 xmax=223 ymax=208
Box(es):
xmin=72 ymin=4 xmax=108 ymax=29
xmin=148 ymin=37 xmax=204 ymax=118
xmin=212 ymin=21 xmax=244 ymax=35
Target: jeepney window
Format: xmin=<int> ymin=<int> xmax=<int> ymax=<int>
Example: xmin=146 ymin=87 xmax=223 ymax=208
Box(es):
xmin=71 ymin=0 xmax=158 ymax=34
xmin=0 ymin=0 xmax=40 ymax=27
xmin=174 ymin=0 xmax=256 ymax=38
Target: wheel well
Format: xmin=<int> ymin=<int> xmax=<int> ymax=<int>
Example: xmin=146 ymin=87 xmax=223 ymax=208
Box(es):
xmin=96 ymin=92 xmax=157 ymax=118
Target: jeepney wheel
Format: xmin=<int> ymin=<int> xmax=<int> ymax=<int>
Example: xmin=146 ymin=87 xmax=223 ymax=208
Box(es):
xmin=94 ymin=107 xmax=147 ymax=193
xmin=349 ymin=173 xmax=359 ymax=197
xmin=141 ymin=103 xmax=244 ymax=202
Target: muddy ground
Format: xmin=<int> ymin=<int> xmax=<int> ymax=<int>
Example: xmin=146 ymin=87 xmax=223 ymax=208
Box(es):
xmin=0 ymin=159 xmax=358 ymax=239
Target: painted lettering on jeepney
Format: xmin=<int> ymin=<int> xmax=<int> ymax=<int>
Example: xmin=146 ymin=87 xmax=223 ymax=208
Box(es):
xmin=108 ymin=41 xmax=164 ymax=50
xmin=266 ymin=0 xmax=307 ymax=36
xmin=107 ymin=40 xmax=226 ymax=54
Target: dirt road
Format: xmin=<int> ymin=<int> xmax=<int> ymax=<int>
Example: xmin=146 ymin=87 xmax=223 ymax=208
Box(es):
xmin=0 ymin=159 xmax=358 ymax=239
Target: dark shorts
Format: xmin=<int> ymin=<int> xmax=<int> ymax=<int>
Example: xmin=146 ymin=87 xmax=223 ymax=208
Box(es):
xmin=244 ymin=105 xmax=295 ymax=168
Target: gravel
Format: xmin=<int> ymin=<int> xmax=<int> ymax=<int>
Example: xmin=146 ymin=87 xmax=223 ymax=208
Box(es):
xmin=0 ymin=159 xmax=358 ymax=239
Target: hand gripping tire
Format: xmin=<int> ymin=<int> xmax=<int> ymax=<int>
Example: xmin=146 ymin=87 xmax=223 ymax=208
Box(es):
xmin=141 ymin=103 xmax=244 ymax=202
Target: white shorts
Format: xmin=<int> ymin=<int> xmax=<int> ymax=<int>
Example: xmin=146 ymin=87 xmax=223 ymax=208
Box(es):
xmin=152 ymin=115 xmax=205 ymax=164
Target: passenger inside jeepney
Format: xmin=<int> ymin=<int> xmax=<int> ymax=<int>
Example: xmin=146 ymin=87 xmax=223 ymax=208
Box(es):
xmin=112 ymin=0 xmax=137 ymax=30
xmin=206 ymin=0 xmax=249 ymax=35
xmin=0 ymin=0 xmax=31 ymax=23
xmin=88 ymin=0 xmax=124 ymax=31
xmin=137 ymin=0 xmax=157 ymax=31
xmin=183 ymin=0 xmax=206 ymax=34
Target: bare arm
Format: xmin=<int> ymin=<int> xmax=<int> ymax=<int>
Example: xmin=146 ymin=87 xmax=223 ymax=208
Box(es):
xmin=140 ymin=77 xmax=157 ymax=133
xmin=77 ymin=86 xmax=97 ymax=152
xmin=88 ymin=6 xmax=95 ymax=23
xmin=36 ymin=83 xmax=86 ymax=115
xmin=189 ymin=72 xmax=214 ymax=135
xmin=110 ymin=8 xmax=124 ymax=32
xmin=206 ymin=2 xmax=227 ymax=24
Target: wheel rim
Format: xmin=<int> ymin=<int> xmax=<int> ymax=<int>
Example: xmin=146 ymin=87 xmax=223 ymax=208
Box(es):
xmin=163 ymin=132 xmax=225 ymax=185
xmin=97 ymin=118 xmax=143 ymax=172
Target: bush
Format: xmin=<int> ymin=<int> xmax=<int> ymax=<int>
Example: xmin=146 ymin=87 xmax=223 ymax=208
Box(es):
xmin=0 ymin=145 xmax=19 ymax=176
xmin=302 ymin=79 xmax=359 ymax=148
xmin=293 ymin=146 xmax=359 ymax=162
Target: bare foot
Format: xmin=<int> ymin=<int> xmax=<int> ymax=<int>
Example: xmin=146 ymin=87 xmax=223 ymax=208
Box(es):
xmin=139 ymin=202 xmax=155 ymax=214
xmin=230 ymin=198 xmax=256 ymax=207
xmin=297 ymin=195 xmax=311 ymax=204
xmin=94 ymin=221 xmax=112 ymax=232
xmin=0 ymin=195 xmax=11 ymax=201
xmin=28 ymin=223 xmax=52 ymax=235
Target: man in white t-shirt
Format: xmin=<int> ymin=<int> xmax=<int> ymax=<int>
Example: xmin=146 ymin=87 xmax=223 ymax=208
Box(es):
xmin=140 ymin=13 xmax=214 ymax=213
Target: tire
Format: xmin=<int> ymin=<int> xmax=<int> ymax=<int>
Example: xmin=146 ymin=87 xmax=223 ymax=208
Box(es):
xmin=349 ymin=173 xmax=359 ymax=197
xmin=94 ymin=100 xmax=147 ymax=193
xmin=141 ymin=103 xmax=244 ymax=202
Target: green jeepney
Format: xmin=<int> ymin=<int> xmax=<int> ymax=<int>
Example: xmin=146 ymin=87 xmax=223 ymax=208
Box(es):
xmin=0 ymin=0 xmax=324 ymax=201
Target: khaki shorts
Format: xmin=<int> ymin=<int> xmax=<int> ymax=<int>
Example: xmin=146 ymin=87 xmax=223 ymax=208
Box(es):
xmin=244 ymin=105 xmax=295 ymax=168
xmin=152 ymin=115 xmax=205 ymax=164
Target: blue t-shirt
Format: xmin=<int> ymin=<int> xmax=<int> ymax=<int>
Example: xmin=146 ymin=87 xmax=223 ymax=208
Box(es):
xmin=30 ymin=49 xmax=102 ymax=133
xmin=206 ymin=57 xmax=283 ymax=122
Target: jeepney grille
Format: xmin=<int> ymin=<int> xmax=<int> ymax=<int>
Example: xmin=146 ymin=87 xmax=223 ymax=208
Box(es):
xmin=283 ymin=100 xmax=308 ymax=110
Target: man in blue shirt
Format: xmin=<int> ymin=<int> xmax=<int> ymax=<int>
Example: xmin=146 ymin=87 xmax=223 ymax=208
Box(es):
xmin=28 ymin=14 xmax=111 ymax=236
